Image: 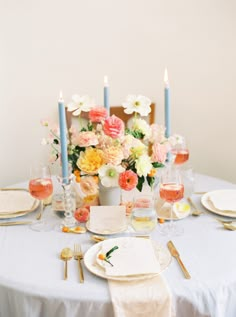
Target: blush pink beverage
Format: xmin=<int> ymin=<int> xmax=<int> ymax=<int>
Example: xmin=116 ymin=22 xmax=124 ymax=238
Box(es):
xmin=172 ymin=149 xmax=189 ymax=164
xmin=159 ymin=183 xmax=184 ymax=203
xmin=29 ymin=178 xmax=53 ymax=200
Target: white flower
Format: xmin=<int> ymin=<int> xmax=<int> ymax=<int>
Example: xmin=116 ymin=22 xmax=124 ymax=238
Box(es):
xmin=168 ymin=134 xmax=184 ymax=146
xmin=130 ymin=118 xmax=151 ymax=140
xmin=98 ymin=164 xmax=125 ymax=187
xmin=122 ymin=95 xmax=151 ymax=116
xmin=135 ymin=154 xmax=153 ymax=177
xmin=150 ymin=124 xmax=166 ymax=143
xmin=67 ymin=95 xmax=94 ymax=116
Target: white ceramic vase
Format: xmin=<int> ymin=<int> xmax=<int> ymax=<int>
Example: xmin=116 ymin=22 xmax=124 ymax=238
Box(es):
xmin=99 ymin=184 xmax=121 ymax=206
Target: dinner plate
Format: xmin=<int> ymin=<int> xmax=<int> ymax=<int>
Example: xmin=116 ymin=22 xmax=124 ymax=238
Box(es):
xmin=84 ymin=237 xmax=171 ymax=281
xmin=201 ymin=190 xmax=236 ymax=218
xmin=0 ymin=188 xmax=39 ymax=219
xmin=86 ymin=220 xmax=128 ymax=235
xmin=157 ymin=200 xmax=191 ymax=220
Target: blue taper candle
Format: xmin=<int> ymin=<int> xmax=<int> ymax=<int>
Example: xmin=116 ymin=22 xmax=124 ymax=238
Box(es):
xmin=104 ymin=75 xmax=110 ymax=115
xmin=58 ymin=92 xmax=69 ymax=183
xmin=164 ymin=68 xmax=170 ymax=138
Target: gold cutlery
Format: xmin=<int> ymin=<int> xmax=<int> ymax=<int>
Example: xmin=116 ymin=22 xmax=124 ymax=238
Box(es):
xmin=194 ymin=191 xmax=206 ymax=195
xmin=215 ymin=219 xmax=236 ymax=231
xmin=60 ymin=248 xmax=73 ymax=280
xmin=0 ymin=221 xmax=32 ymax=226
xmin=74 ymin=244 xmax=84 ymax=283
xmin=167 ymin=241 xmax=191 ymax=279
xmin=187 ymin=197 xmax=204 ymax=216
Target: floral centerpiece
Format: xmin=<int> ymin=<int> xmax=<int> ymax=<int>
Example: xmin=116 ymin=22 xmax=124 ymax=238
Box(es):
xmin=42 ymin=94 xmax=176 ymax=206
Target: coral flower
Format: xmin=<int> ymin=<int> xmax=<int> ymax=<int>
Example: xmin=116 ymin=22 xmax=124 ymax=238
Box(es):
xmin=89 ymin=106 xmax=108 ymax=123
xmin=118 ymin=170 xmax=138 ymax=191
xmin=103 ymin=115 xmax=124 ymax=139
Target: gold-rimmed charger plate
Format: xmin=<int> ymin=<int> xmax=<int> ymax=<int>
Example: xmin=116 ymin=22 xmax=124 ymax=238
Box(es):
xmin=0 ymin=188 xmax=39 ymax=219
xmin=84 ymin=237 xmax=171 ymax=281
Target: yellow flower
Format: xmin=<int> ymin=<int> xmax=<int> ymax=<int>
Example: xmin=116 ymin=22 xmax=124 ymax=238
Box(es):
xmin=77 ymin=147 xmax=105 ymax=174
xmin=130 ymin=145 xmax=146 ymax=159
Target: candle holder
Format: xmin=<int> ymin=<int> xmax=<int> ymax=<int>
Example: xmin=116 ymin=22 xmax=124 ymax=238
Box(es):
xmin=57 ymin=174 xmax=77 ymax=228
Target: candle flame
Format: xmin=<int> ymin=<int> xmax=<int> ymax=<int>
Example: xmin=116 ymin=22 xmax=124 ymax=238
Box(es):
xmin=164 ymin=68 xmax=168 ymax=83
xmin=104 ymin=75 xmax=108 ymax=86
xmin=59 ymin=91 xmax=63 ymax=101
xmin=164 ymin=68 xmax=169 ymax=88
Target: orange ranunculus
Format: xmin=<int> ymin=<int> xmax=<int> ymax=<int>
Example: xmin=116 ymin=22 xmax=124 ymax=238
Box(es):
xmin=118 ymin=170 xmax=138 ymax=191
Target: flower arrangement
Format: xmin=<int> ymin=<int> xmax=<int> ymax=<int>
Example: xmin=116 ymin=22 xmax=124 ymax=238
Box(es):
xmin=41 ymin=94 xmax=176 ymax=203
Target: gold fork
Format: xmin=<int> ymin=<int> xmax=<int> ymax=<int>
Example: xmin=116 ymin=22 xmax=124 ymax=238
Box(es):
xmin=74 ymin=244 xmax=84 ymax=283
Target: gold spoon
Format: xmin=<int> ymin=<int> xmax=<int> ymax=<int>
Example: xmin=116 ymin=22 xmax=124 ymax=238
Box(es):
xmin=187 ymin=197 xmax=204 ymax=216
xmin=60 ymin=247 xmax=73 ymax=280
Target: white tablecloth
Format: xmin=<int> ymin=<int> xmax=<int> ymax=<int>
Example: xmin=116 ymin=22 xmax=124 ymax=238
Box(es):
xmin=0 ymin=173 xmax=236 ymax=317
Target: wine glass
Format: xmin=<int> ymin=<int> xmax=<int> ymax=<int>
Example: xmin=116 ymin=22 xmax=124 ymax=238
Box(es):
xmin=158 ymin=164 xmax=184 ymax=236
xmin=28 ymin=164 xmax=53 ymax=231
xmin=171 ymin=138 xmax=189 ymax=165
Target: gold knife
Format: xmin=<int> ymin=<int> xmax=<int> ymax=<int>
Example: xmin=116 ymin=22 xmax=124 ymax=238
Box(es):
xmin=167 ymin=240 xmax=191 ymax=279
xmin=0 ymin=221 xmax=32 ymax=226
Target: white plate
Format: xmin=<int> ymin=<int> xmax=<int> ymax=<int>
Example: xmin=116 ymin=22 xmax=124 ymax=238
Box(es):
xmin=157 ymin=200 xmax=191 ymax=220
xmin=86 ymin=220 xmax=128 ymax=235
xmin=84 ymin=237 xmax=171 ymax=281
xmin=0 ymin=189 xmax=39 ymax=219
xmin=201 ymin=190 xmax=236 ymax=218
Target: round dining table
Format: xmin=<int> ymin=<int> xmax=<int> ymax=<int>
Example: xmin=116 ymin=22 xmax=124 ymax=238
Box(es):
xmin=0 ymin=173 xmax=236 ymax=317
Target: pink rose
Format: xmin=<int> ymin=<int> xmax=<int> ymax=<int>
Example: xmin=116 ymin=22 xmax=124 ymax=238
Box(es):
xmin=118 ymin=170 xmax=138 ymax=191
xmin=89 ymin=106 xmax=107 ymax=123
xmin=151 ymin=143 xmax=168 ymax=163
xmin=103 ymin=115 xmax=124 ymax=139
xmin=71 ymin=131 xmax=99 ymax=147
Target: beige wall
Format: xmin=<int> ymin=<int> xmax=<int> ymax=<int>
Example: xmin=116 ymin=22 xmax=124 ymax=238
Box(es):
xmin=1 ymin=0 xmax=236 ymax=187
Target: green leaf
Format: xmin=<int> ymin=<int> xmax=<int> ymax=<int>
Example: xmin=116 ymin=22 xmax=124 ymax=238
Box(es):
xmin=136 ymin=176 xmax=145 ymax=192
xmin=105 ymin=246 xmax=119 ymax=258
xmin=152 ymin=162 xmax=164 ymax=168
xmin=146 ymin=175 xmax=155 ymax=188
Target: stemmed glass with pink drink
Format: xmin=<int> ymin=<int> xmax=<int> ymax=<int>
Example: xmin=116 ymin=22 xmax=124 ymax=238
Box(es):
xmin=28 ymin=164 xmax=53 ymax=231
xmin=171 ymin=138 xmax=189 ymax=165
xmin=158 ymin=164 xmax=184 ymax=236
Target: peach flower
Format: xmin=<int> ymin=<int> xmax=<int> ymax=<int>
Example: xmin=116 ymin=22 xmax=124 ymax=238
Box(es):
xmin=80 ymin=176 xmax=98 ymax=196
xmin=89 ymin=106 xmax=107 ymax=123
xmin=103 ymin=145 xmax=124 ymax=165
xmin=118 ymin=170 xmax=138 ymax=191
xmin=71 ymin=131 xmax=98 ymax=147
xmin=103 ymin=115 xmax=124 ymax=139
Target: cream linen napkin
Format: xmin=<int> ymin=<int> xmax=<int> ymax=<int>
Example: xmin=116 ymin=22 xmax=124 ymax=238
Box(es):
xmin=100 ymin=237 xmax=173 ymax=317
xmin=100 ymin=238 xmax=160 ymax=277
xmin=0 ymin=190 xmax=35 ymax=213
xmin=109 ymin=274 xmax=173 ymax=317
xmin=208 ymin=190 xmax=236 ymax=211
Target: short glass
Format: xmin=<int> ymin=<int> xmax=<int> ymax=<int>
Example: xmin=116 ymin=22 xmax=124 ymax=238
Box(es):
xmin=130 ymin=194 xmax=157 ymax=235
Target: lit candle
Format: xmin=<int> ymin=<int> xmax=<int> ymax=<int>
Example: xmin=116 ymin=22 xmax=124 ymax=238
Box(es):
xmin=58 ymin=91 xmax=69 ymax=183
xmin=164 ymin=68 xmax=170 ymax=138
xmin=104 ymin=75 xmax=110 ymax=115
